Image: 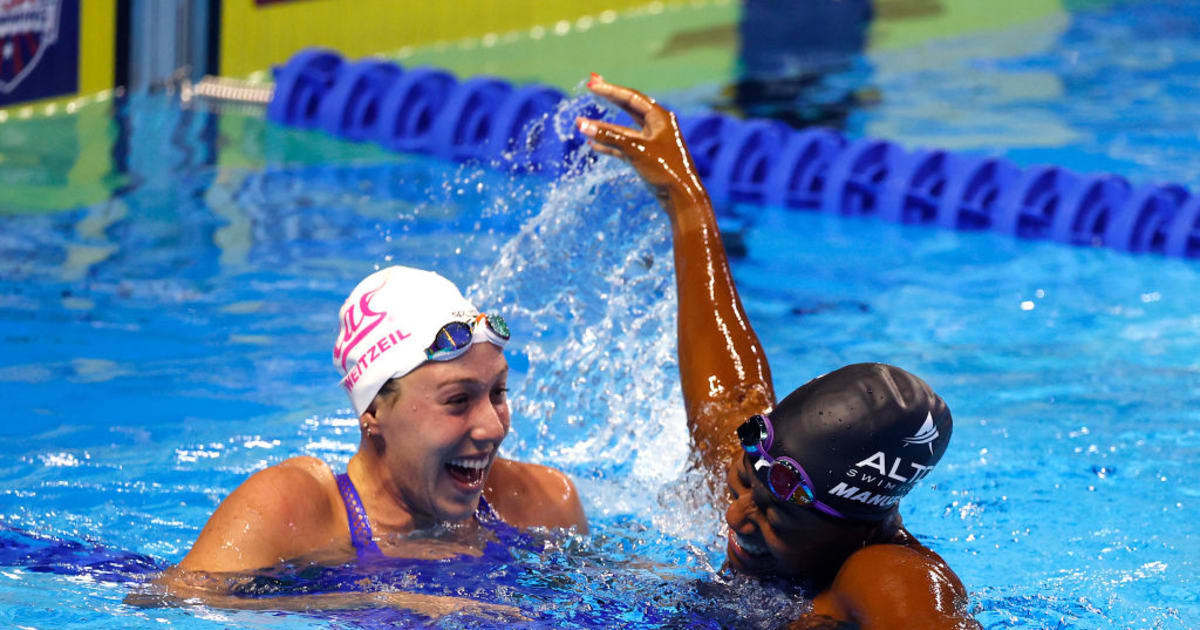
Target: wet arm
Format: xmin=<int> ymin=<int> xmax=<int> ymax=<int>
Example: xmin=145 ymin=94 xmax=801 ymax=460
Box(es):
xmin=126 ymin=576 xmax=524 ymax=620
xmin=578 ymin=76 xmax=775 ymax=476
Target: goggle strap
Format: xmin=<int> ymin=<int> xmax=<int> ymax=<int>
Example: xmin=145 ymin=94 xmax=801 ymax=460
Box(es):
xmin=814 ymin=502 xmax=846 ymax=519
xmin=760 ymin=415 xmax=774 ymax=454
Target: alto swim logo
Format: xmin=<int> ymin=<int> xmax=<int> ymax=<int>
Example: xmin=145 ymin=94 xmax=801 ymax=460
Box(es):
xmin=0 ymin=0 xmax=60 ymax=94
xmin=902 ymin=411 xmax=939 ymax=454
xmin=831 ymin=412 xmax=943 ymax=509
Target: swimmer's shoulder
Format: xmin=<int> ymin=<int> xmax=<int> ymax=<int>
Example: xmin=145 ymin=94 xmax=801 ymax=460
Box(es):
xmin=244 ymin=456 xmax=344 ymax=523
xmin=809 ymin=542 xmax=978 ymax=630
xmin=177 ymin=456 xmax=347 ymax=572
xmin=484 ymin=458 xmax=587 ymax=533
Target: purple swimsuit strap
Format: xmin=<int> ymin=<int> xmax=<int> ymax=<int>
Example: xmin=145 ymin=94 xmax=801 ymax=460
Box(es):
xmin=336 ymin=472 xmax=502 ymax=559
xmin=476 ymin=494 xmax=498 ymax=520
xmin=336 ymin=472 xmax=383 ymax=558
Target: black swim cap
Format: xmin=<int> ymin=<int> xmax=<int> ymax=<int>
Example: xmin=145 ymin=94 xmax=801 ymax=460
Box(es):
xmin=767 ymin=363 xmax=952 ymax=521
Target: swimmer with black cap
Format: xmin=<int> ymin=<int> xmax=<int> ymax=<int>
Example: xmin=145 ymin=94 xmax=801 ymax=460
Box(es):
xmin=578 ymin=75 xmax=979 ymax=629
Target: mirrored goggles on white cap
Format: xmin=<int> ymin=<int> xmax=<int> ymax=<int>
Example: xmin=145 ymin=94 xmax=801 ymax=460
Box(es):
xmin=425 ymin=313 xmax=510 ymax=361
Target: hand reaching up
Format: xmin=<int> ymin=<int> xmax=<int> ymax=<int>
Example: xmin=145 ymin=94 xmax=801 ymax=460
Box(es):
xmin=576 ymin=74 xmax=710 ymax=221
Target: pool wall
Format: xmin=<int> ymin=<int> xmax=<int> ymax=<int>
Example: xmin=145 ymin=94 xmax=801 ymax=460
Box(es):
xmin=0 ymin=1 xmax=1105 ymax=216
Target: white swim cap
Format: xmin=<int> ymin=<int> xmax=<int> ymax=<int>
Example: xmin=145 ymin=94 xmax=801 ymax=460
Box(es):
xmin=333 ymin=265 xmax=480 ymax=417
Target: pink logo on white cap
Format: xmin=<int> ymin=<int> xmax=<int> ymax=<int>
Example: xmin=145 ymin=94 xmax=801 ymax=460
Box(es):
xmin=334 ymin=283 xmax=388 ymax=371
xmin=334 ymin=265 xmax=483 ymax=416
xmin=334 ymin=275 xmax=417 ymax=396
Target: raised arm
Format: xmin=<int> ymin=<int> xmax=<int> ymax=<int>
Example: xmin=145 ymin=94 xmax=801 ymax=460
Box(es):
xmin=577 ymin=76 xmax=775 ymax=476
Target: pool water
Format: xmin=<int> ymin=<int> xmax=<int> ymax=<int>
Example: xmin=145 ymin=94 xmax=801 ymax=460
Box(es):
xmin=3 ymin=2 xmax=1200 ymax=628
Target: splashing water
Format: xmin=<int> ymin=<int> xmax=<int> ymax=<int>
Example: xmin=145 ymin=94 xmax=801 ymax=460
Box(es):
xmin=467 ymin=93 xmax=724 ymax=543
xmin=0 ymin=89 xmax=812 ymax=628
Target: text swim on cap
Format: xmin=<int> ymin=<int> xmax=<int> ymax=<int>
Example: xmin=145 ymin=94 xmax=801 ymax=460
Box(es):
xmin=768 ymin=363 xmax=953 ymax=520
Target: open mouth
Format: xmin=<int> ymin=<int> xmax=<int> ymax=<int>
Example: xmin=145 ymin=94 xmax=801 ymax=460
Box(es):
xmin=445 ymin=454 xmax=491 ymax=490
xmin=729 ymin=530 xmax=771 ymax=559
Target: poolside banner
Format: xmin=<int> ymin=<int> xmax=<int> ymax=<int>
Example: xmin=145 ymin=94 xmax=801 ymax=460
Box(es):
xmin=0 ymin=0 xmax=79 ymax=107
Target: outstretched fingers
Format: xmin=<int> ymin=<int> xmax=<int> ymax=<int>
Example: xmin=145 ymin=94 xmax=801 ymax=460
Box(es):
xmin=588 ymin=141 xmax=625 ymax=160
xmin=577 ymin=117 xmax=646 ymax=160
xmin=586 ymin=73 xmax=668 ymax=132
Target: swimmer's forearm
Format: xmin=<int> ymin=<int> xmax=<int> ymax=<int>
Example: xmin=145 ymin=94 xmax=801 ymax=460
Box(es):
xmin=126 ymin=589 xmax=382 ymax=611
xmin=125 ymin=588 xmax=522 ymax=618
xmin=577 ymin=76 xmax=775 ymax=469
xmin=664 ymin=183 xmax=775 ymax=470
xmin=658 ymin=171 xmax=714 ymax=230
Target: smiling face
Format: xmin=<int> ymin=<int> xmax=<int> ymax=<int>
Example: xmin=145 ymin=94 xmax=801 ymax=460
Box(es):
xmin=724 ymin=452 xmax=875 ymax=587
xmin=367 ymin=343 xmax=510 ymax=526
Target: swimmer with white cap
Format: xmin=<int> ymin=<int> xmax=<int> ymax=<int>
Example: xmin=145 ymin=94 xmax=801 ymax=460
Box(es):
xmin=578 ymin=75 xmax=980 ymax=629
xmin=144 ymin=265 xmax=584 ymax=616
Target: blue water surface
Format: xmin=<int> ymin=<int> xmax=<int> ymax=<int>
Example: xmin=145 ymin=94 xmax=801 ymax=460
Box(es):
xmin=2 ymin=2 xmax=1200 ymax=628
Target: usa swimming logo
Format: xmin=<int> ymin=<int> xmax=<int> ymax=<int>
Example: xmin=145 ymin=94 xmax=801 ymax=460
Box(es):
xmin=0 ymin=0 xmax=60 ymax=95
xmin=901 ymin=412 xmax=939 ymax=454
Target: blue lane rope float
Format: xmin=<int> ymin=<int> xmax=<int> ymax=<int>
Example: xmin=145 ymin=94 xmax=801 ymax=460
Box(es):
xmin=264 ymin=48 xmax=1200 ymax=260
xmin=267 ymin=48 xmax=344 ymax=129
xmin=317 ymin=59 xmax=402 ymax=141
xmin=376 ymin=68 xmax=458 ymax=154
xmin=488 ymin=84 xmax=574 ymax=174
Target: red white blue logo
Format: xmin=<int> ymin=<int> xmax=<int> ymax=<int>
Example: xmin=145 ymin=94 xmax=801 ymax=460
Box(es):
xmin=0 ymin=0 xmax=60 ymax=95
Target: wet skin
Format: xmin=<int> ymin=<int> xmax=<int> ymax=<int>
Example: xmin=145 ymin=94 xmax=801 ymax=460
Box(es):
xmin=155 ymin=344 xmax=586 ymax=615
xmin=578 ymin=74 xmax=775 ymax=470
xmin=725 ymin=454 xmax=874 ymax=586
xmin=353 ymin=343 xmax=511 ymax=529
xmin=580 ymin=76 xmax=979 ymax=629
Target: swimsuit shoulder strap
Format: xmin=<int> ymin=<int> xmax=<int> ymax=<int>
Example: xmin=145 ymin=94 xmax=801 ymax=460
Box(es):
xmin=475 ymin=494 xmax=498 ymax=521
xmin=336 ymin=472 xmax=383 ymax=558
xmin=474 ymin=494 xmax=533 ymax=548
xmin=336 ymin=481 xmax=526 ymax=559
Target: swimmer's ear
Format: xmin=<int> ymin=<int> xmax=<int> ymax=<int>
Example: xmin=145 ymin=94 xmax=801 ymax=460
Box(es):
xmin=359 ymin=409 xmax=380 ymax=437
xmin=360 ymin=409 xmax=386 ymax=453
xmin=360 ymin=379 xmax=400 ymax=437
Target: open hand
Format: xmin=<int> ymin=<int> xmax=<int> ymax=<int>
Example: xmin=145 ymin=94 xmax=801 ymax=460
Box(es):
xmin=576 ymin=74 xmax=708 ymax=210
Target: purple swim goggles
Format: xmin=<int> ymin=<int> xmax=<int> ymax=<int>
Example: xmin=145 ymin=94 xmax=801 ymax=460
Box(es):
xmin=736 ymin=413 xmax=846 ymax=519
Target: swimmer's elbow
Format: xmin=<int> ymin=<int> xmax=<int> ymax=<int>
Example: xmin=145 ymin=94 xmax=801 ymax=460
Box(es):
xmin=123 ymin=590 xmax=162 ymax=608
xmin=123 ymin=577 xmax=188 ymax=608
xmin=130 ymin=566 xmax=526 ymax=618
